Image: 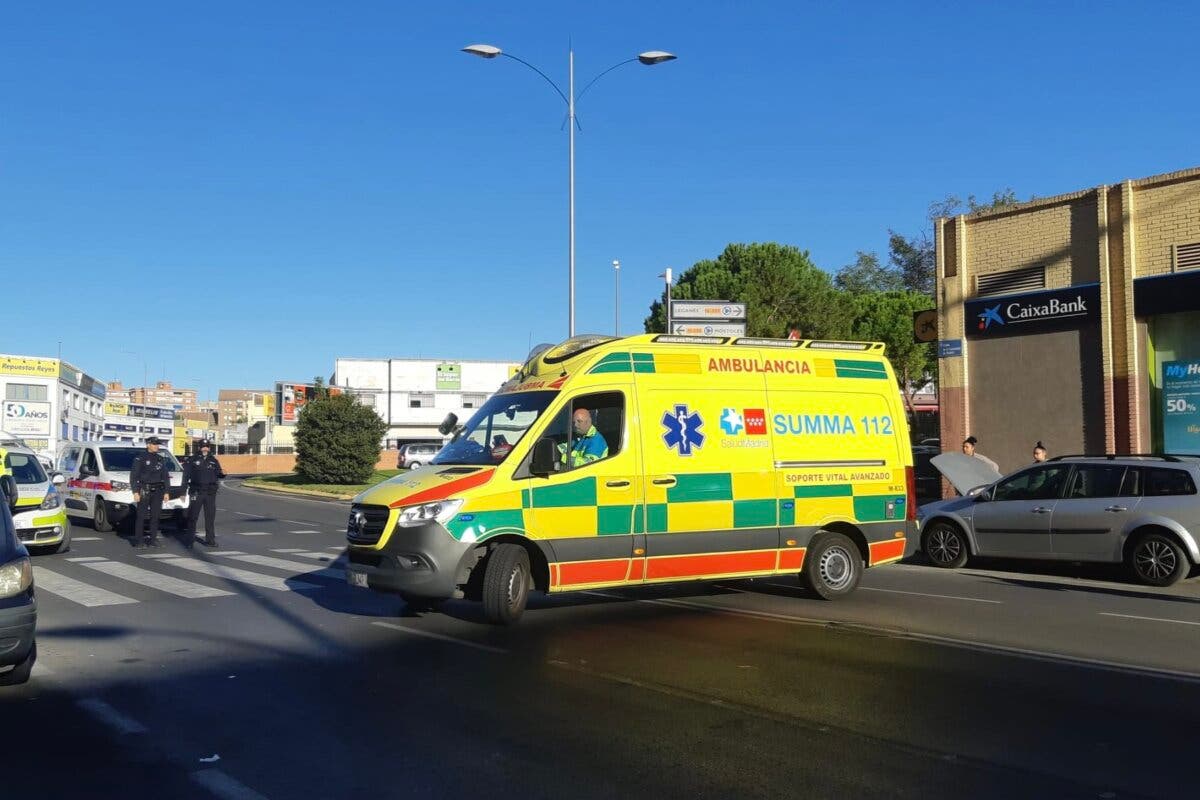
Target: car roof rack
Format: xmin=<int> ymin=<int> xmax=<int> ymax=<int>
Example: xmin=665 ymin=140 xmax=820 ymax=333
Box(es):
xmin=1048 ymin=453 xmax=1198 ymax=463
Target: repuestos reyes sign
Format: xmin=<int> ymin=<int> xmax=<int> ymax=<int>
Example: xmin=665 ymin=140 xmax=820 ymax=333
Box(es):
xmin=964 ymin=283 xmax=1100 ymax=338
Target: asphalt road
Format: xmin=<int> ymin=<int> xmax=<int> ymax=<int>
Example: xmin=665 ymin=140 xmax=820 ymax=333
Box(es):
xmin=5 ymin=479 xmax=1200 ymax=799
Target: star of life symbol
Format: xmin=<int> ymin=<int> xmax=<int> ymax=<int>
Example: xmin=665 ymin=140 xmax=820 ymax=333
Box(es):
xmin=720 ymin=408 xmax=744 ymax=435
xmin=662 ymin=404 xmax=705 ymax=456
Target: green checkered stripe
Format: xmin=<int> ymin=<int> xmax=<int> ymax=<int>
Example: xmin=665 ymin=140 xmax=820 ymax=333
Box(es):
xmin=832 ymin=359 xmax=888 ymax=380
xmin=587 ymin=352 xmax=656 ymax=374
xmin=778 ymin=482 xmax=906 ymax=526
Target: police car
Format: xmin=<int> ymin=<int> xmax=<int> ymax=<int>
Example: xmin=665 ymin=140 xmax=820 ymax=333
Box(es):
xmin=0 ymin=443 xmax=71 ymax=553
xmin=58 ymin=442 xmax=189 ymax=533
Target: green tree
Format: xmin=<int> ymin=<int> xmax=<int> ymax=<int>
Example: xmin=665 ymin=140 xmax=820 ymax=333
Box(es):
xmin=644 ymin=242 xmax=854 ymax=339
xmin=887 ymin=230 xmax=935 ymax=296
xmin=295 ymin=393 xmax=386 ymax=484
xmin=847 ymin=291 xmax=936 ymax=415
xmin=834 ymin=251 xmax=904 ymax=294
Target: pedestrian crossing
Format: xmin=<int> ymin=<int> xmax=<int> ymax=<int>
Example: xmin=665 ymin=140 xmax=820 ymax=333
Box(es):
xmin=32 ymin=546 xmax=350 ymax=608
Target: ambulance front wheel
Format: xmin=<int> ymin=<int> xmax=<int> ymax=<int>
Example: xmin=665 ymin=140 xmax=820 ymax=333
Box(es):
xmin=801 ymin=531 xmax=862 ymax=600
xmin=481 ymin=544 xmax=531 ymax=625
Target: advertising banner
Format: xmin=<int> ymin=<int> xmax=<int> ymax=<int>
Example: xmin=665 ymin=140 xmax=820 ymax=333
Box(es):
xmin=436 ymin=363 xmax=462 ymax=390
xmin=2 ymin=400 xmax=52 ymax=436
xmin=0 ymin=356 xmax=59 ymax=379
xmin=277 ymin=382 xmax=341 ymax=424
xmin=1163 ymin=360 xmax=1200 ymax=455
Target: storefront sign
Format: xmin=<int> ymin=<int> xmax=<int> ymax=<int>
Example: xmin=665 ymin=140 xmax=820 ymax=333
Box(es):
xmin=2 ymin=400 xmax=52 ymax=436
xmin=1163 ymin=360 xmax=1200 ymax=455
xmin=938 ymin=339 xmax=963 ymax=358
xmin=1135 ymin=271 xmax=1200 ymax=317
xmin=0 ymin=356 xmax=58 ymax=379
xmin=964 ymin=283 xmax=1100 ymax=338
xmin=913 ymin=309 xmax=937 ymax=343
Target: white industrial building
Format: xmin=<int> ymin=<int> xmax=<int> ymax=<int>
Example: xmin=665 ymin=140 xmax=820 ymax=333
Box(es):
xmin=332 ymin=357 xmax=518 ymax=447
xmin=0 ymin=354 xmax=107 ymax=463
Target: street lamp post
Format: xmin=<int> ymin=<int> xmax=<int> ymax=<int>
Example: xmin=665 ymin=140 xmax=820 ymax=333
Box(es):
xmin=612 ymin=259 xmax=620 ymax=336
xmin=658 ymin=268 xmax=673 ymax=334
xmin=463 ymin=44 xmax=677 ymax=338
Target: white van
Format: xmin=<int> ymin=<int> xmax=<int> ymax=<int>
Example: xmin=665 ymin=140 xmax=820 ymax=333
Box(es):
xmin=58 ymin=442 xmax=189 ymax=533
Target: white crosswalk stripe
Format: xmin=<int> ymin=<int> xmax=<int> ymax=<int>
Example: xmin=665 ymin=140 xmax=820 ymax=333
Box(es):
xmin=229 ymin=531 xmax=272 ymax=536
xmin=211 ymin=552 xmax=344 ymax=580
xmin=79 ymin=560 xmax=234 ymax=599
xmin=148 ymin=555 xmax=322 ymax=592
xmin=33 ymin=567 xmax=138 ymax=607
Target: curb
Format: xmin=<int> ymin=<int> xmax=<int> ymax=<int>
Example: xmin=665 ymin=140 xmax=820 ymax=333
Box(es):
xmin=233 ymin=479 xmax=356 ymax=503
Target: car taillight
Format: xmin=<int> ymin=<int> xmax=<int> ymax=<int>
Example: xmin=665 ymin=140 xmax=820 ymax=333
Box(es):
xmin=905 ymin=466 xmax=917 ymax=521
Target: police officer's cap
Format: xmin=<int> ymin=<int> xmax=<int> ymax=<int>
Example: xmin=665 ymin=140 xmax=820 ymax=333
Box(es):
xmin=146 ymin=436 xmax=163 ymax=445
xmin=200 ymin=440 xmax=213 ymax=448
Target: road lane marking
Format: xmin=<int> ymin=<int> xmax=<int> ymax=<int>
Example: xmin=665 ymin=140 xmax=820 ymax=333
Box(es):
xmin=282 ymin=551 xmax=343 ymax=562
xmin=211 ymin=552 xmax=344 ymax=579
xmin=229 ymin=531 xmax=272 ymax=536
xmin=372 ymin=621 xmax=507 ymax=654
xmin=1100 ymin=612 xmax=1200 ymax=627
xmin=66 ymin=556 xmax=107 ymax=562
xmin=288 ymin=530 xmax=321 ymax=534
xmin=860 ymin=587 xmax=1001 ymax=604
xmin=190 ymin=769 xmax=271 ymax=800
xmin=271 ymin=548 xmax=308 ymax=553
xmin=72 ymin=536 xmax=101 ymax=541
xmin=83 ymin=560 xmax=235 ymax=599
xmin=77 ymin=698 xmax=148 ymax=734
xmin=155 ymin=557 xmax=321 ymax=592
xmin=33 ymin=567 xmax=138 ymax=606
xmin=326 ymin=546 xmax=344 ymax=551
xmin=282 ymin=519 xmax=311 ymax=525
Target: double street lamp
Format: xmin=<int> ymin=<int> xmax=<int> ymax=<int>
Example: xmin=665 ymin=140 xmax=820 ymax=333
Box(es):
xmin=462 ymin=43 xmax=677 ymax=338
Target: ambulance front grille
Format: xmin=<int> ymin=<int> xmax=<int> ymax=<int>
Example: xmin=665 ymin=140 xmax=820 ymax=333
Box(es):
xmin=347 ymin=504 xmax=391 ymax=545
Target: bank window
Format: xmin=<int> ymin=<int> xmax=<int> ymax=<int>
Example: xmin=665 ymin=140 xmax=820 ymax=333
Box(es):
xmin=5 ymin=383 xmax=48 ymax=402
xmin=992 ymin=465 xmax=1070 ymax=502
xmin=538 ymin=391 xmax=624 ymax=473
xmin=1143 ymin=468 xmax=1197 ymax=497
xmin=1066 ymin=466 xmax=1126 ymax=499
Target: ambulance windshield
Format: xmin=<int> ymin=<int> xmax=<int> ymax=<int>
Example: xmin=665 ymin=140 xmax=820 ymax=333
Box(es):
xmin=433 ymin=391 xmax=557 ymax=466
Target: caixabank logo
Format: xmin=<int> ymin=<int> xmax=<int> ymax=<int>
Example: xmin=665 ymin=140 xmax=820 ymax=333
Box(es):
xmin=965 ymin=284 xmax=1100 ymax=338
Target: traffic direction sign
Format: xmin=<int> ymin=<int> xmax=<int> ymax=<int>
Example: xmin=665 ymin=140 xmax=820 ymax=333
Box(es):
xmin=672 ymin=322 xmax=747 ymax=337
xmin=670 ymin=300 xmax=746 ymax=320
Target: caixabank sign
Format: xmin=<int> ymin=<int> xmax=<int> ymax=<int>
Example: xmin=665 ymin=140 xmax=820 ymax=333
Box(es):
xmin=964 ymin=283 xmax=1101 ymax=338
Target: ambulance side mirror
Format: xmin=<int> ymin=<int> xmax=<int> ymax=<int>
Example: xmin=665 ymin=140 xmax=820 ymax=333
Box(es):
xmin=0 ymin=475 xmax=17 ymax=512
xmin=531 ymin=438 xmax=557 ymax=478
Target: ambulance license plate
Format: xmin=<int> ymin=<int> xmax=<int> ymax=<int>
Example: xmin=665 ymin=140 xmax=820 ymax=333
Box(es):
xmin=347 ymin=568 xmax=369 ymax=588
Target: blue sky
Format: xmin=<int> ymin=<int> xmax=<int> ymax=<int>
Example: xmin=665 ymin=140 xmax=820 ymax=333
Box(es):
xmin=3 ymin=1 xmax=1198 ymax=401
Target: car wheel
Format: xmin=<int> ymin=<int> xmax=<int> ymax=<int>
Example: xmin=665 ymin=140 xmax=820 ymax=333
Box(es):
xmin=481 ymin=544 xmax=531 ymax=625
xmin=923 ymin=521 xmax=969 ymax=569
xmin=93 ymin=499 xmax=113 ymax=532
xmin=800 ymin=531 xmax=862 ymax=600
xmin=409 ymin=462 xmax=421 ymax=470
xmin=54 ymin=523 xmax=72 ymax=554
xmin=1129 ymin=532 xmax=1188 ymax=587
xmin=0 ymin=642 xmax=36 ymax=686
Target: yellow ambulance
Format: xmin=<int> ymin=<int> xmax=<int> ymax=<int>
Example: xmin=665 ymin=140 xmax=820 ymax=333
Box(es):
xmin=346 ymin=334 xmax=916 ymax=624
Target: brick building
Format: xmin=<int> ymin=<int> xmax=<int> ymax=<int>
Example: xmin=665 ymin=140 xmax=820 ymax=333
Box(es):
xmin=937 ymin=165 xmax=1200 ymax=474
xmin=106 ymin=380 xmax=198 ymax=412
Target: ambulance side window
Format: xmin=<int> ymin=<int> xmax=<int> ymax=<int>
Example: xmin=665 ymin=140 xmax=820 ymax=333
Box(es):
xmin=60 ymin=447 xmax=81 ymax=473
xmin=543 ymin=391 xmax=624 ymax=473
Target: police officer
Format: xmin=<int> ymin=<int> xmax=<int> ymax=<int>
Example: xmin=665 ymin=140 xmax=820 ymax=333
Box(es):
xmin=184 ymin=440 xmax=225 ymax=548
xmin=130 ymin=436 xmax=171 ymax=547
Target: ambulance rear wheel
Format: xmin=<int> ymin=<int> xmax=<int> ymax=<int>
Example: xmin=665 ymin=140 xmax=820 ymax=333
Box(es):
xmin=93 ymin=500 xmax=113 ymax=532
xmin=801 ymin=532 xmax=861 ymax=600
xmin=481 ymin=544 xmax=530 ymax=625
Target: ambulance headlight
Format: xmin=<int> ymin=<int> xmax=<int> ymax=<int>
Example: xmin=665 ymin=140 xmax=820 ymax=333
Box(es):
xmin=40 ymin=486 xmax=61 ymax=510
xmin=396 ymin=499 xmax=463 ymax=528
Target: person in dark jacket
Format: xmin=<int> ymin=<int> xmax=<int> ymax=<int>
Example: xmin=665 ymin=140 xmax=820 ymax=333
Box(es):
xmin=184 ymin=440 xmax=225 ymax=548
xmin=130 ymin=436 xmax=172 ymax=547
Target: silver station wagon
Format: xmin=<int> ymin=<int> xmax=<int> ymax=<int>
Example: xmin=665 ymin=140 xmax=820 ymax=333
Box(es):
xmin=918 ymin=454 xmax=1200 ymax=586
